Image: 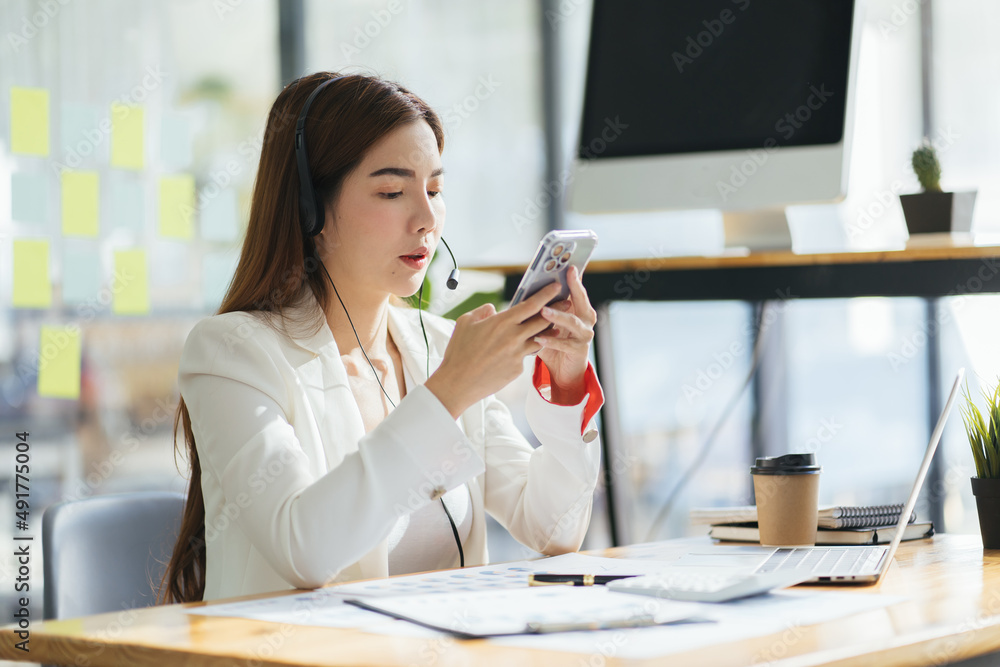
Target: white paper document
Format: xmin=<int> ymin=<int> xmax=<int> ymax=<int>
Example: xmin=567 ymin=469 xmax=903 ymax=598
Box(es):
xmin=491 ymin=589 xmax=904 ymax=659
xmin=347 ymin=586 xmax=704 ymax=637
xmin=185 ymin=549 xmax=905 ymax=658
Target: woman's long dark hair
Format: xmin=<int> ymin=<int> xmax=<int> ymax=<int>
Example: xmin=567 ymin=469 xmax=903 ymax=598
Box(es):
xmin=161 ymin=72 xmax=445 ymax=603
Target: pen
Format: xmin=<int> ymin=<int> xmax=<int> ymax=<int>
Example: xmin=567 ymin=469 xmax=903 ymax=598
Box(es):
xmin=528 ymin=574 xmax=640 ymax=586
xmin=526 ymin=614 xmax=657 ymax=633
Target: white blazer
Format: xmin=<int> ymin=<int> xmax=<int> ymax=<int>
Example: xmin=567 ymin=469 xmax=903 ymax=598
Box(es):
xmin=178 ymin=289 xmax=603 ymax=601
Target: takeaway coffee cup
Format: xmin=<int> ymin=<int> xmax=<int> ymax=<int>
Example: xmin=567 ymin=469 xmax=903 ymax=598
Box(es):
xmin=751 ymin=453 xmax=822 ymax=547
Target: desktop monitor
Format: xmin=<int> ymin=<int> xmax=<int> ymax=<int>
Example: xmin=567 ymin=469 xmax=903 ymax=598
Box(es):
xmin=569 ymin=0 xmax=862 ymax=250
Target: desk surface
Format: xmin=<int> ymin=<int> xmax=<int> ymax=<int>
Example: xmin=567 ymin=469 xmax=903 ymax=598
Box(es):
xmin=3 ymin=534 xmax=1000 ymax=667
xmin=476 ymin=243 xmax=1000 ymax=303
xmin=474 ymin=242 xmax=1000 ymax=275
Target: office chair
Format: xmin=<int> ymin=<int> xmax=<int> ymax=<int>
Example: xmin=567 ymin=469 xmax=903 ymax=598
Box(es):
xmin=42 ymin=491 xmax=186 ymax=620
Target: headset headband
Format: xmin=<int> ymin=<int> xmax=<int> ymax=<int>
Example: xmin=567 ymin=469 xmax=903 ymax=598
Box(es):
xmin=295 ymin=75 xmax=346 ymax=238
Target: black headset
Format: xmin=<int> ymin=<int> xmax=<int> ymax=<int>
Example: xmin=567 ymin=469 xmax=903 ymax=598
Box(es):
xmin=294 ymin=75 xmax=466 ymax=567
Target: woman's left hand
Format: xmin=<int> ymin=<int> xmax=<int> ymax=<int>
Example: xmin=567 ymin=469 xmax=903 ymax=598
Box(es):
xmin=534 ymin=265 xmax=597 ymax=405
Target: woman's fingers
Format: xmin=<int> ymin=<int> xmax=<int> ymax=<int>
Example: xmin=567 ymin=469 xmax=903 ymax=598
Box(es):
xmin=508 ymin=281 xmax=563 ymax=323
xmin=566 ymin=266 xmax=597 ymax=325
xmin=532 ymin=335 xmax=580 ymax=353
xmin=519 ymin=313 xmax=557 ymax=339
xmin=539 ymin=305 xmax=593 ymax=342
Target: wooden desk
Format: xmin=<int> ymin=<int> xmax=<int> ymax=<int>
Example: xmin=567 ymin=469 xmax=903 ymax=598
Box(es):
xmin=479 ymin=243 xmax=1000 ymax=303
xmin=478 ymin=244 xmax=1000 ymax=546
xmin=3 ymin=534 xmax=1000 ymax=666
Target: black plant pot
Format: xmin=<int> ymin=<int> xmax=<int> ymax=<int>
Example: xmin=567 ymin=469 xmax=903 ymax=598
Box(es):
xmin=899 ymin=190 xmax=977 ymax=235
xmin=971 ymin=477 xmax=1000 ymax=549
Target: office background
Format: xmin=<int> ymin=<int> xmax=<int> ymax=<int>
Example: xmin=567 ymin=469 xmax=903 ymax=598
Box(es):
xmin=0 ymin=0 xmax=999 ymax=628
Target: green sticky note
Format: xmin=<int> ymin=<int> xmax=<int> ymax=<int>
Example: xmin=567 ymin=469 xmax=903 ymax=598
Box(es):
xmin=113 ymin=249 xmax=150 ymax=315
xmin=11 ymin=87 xmax=50 ymax=156
xmin=159 ymin=174 xmax=195 ymax=240
xmin=110 ymin=103 xmax=144 ymax=170
xmin=13 ymin=239 xmax=52 ymax=308
xmin=37 ymin=326 xmax=82 ymax=399
xmin=61 ymin=171 xmax=100 ymax=237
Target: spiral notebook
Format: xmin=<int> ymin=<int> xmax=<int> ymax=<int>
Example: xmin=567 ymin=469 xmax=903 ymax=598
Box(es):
xmin=709 ymin=521 xmax=934 ymax=545
xmin=690 ymin=504 xmax=917 ymax=530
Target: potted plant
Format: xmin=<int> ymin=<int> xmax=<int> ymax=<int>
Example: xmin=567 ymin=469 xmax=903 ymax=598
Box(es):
xmin=961 ymin=379 xmax=1000 ymax=549
xmin=899 ymin=140 xmax=977 ymax=235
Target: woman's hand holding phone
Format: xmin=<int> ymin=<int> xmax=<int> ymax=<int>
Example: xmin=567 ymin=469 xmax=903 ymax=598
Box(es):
xmin=426 ymin=266 xmax=598 ymax=417
xmin=425 ymin=282 xmax=563 ymax=419
xmin=533 ymin=265 xmax=597 ymax=405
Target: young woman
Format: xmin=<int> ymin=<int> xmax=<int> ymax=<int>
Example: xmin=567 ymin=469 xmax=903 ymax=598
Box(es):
xmin=163 ymin=72 xmax=604 ymax=603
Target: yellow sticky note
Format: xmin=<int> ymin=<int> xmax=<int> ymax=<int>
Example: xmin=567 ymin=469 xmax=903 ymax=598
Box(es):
xmin=113 ymin=249 xmax=150 ymax=315
xmin=11 ymin=87 xmax=49 ymax=156
xmin=61 ymin=171 xmax=100 ymax=237
xmin=110 ymin=103 xmax=144 ymax=169
xmin=159 ymin=174 xmax=195 ymax=240
xmin=13 ymin=239 xmax=52 ymax=308
xmin=38 ymin=326 xmax=82 ymax=400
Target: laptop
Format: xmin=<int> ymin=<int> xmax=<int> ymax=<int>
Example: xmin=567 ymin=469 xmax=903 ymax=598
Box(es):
xmin=672 ymin=368 xmax=965 ymax=584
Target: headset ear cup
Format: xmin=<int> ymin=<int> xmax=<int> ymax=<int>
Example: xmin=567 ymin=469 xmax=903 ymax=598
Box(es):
xmin=311 ymin=193 xmax=325 ymax=236
xmin=294 ymin=76 xmax=344 ymax=239
xmin=298 ymin=182 xmax=316 ymax=236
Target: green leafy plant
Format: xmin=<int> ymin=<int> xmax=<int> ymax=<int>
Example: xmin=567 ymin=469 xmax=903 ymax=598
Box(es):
xmin=911 ymin=140 xmax=942 ymax=193
xmin=961 ymin=379 xmax=1000 ymax=479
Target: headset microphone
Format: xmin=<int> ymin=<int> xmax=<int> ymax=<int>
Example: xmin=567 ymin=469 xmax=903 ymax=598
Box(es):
xmin=440 ymin=237 xmax=459 ymax=290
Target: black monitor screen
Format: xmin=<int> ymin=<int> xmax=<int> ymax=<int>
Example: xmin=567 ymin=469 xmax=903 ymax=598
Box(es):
xmin=579 ymin=0 xmax=855 ymax=159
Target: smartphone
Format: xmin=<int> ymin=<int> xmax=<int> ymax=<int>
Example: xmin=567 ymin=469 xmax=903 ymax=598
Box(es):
xmin=510 ymin=230 xmax=598 ymax=307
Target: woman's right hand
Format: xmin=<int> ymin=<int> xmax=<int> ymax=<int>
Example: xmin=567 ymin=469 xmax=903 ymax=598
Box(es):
xmin=425 ymin=282 xmax=563 ymax=418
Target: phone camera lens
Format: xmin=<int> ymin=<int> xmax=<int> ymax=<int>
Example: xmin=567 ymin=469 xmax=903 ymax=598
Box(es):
xmin=551 ymin=244 xmax=565 ymax=257
xmin=544 ymin=259 xmax=557 ymax=272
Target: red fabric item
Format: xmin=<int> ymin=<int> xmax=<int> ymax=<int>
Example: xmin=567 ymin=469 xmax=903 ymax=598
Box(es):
xmin=532 ymin=357 xmax=605 ymax=435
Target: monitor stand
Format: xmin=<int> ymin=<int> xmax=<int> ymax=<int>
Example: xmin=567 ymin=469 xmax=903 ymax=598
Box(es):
xmin=723 ymin=208 xmax=792 ymax=251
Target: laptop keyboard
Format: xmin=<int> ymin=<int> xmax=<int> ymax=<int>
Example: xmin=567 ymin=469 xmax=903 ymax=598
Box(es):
xmin=756 ymin=547 xmax=885 ymax=576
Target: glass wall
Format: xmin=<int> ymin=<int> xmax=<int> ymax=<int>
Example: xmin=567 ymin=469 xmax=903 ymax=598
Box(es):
xmin=0 ymin=0 xmax=280 ymax=621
